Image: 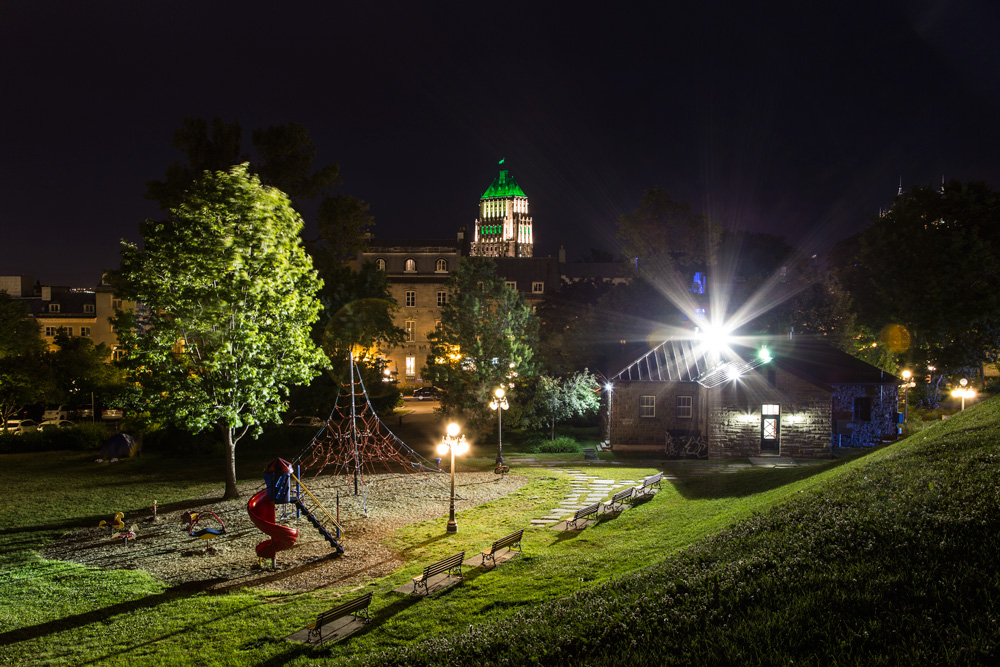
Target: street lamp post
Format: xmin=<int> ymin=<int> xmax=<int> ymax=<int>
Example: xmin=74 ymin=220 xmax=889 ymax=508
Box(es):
xmin=951 ymin=378 xmax=976 ymax=412
xmin=436 ymin=423 xmax=468 ymax=533
xmin=901 ymin=370 xmax=913 ymax=424
xmin=489 ymin=387 xmax=509 ymax=465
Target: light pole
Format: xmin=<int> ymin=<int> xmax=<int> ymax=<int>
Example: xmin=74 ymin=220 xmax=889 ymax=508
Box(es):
xmin=901 ymin=370 xmax=913 ymax=424
xmin=951 ymin=378 xmax=976 ymax=412
xmin=489 ymin=387 xmax=509 ymax=464
xmin=436 ymin=422 xmax=468 ymax=533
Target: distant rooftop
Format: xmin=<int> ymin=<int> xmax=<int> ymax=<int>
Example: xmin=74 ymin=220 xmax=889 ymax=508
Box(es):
xmin=481 ymin=168 xmax=526 ymax=199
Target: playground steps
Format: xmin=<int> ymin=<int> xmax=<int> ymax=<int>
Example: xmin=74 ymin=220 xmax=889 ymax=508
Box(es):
xmin=295 ymin=499 xmax=345 ymax=554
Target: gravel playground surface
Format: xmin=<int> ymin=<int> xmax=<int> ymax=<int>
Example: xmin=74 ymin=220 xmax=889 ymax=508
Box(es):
xmin=43 ymin=471 xmax=528 ymax=594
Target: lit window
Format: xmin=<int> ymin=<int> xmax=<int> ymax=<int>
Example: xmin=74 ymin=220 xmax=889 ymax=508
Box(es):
xmin=404 ymin=258 xmax=416 ymax=273
xmin=80 ymin=327 xmax=91 ymax=337
xmin=676 ymin=395 xmax=693 ymax=419
xmin=437 ymin=291 xmax=447 ymax=306
xmin=49 ymin=303 xmax=60 ymax=313
xmin=405 ymin=291 xmax=415 ymax=307
xmin=762 ymin=404 xmax=780 ymax=415
xmin=113 ymin=348 xmax=126 ymax=361
xmin=84 ymin=304 xmax=95 ymax=314
xmin=435 ymin=258 xmax=448 ymax=272
xmin=405 ymin=355 xmax=416 ymax=378
xmin=506 ymin=281 xmax=517 ymax=291
xmin=375 ymin=258 xmax=386 ymax=271
xmin=405 ymin=320 xmax=415 ymax=342
xmin=532 ymin=282 xmax=544 ymax=294
xmin=639 ymin=395 xmax=655 ymax=418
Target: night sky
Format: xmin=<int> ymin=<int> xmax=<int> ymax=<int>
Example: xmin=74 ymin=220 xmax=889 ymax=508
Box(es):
xmin=3 ymin=1 xmax=999 ymax=286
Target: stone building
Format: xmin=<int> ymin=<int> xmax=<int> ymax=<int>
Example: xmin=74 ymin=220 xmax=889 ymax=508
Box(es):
xmin=606 ymin=335 xmax=899 ymax=458
xmin=470 ymin=164 xmax=533 ymax=258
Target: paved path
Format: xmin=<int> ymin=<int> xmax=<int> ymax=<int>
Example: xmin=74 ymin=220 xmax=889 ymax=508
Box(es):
xmin=507 ymin=456 xmax=824 ymax=527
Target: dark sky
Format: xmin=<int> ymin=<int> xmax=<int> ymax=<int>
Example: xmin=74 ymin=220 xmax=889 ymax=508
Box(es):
xmin=3 ymin=1 xmax=999 ymax=286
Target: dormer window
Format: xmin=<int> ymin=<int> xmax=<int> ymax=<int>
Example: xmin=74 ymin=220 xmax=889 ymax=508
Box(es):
xmin=84 ymin=304 xmax=95 ymax=314
xmin=435 ymin=258 xmax=448 ymax=272
xmin=404 ymin=258 xmax=417 ymax=273
xmin=375 ymin=258 xmax=386 ymax=271
xmin=48 ymin=303 xmax=60 ymax=313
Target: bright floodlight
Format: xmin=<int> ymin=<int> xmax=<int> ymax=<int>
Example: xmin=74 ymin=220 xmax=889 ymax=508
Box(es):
xmin=605 ymin=383 xmax=613 ymax=392
xmin=699 ymin=324 xmax=731 ymax=352
xmin=446 ymin=422 xmax=460 ymax=437
xmin=758 ymin=345 xmax=772 ymax=363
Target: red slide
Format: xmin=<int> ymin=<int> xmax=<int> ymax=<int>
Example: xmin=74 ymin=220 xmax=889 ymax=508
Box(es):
xmin=247 ymin=489 xmax=298 ymax=561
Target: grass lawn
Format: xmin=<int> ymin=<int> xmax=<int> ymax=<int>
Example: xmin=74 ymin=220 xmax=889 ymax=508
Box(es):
xmin=2 ymin=405 xmax=997 ymax=665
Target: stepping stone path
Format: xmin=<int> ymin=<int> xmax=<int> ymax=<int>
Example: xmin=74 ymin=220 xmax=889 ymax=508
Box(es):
xmin=530 ymin=468 xmax=640 ymax=526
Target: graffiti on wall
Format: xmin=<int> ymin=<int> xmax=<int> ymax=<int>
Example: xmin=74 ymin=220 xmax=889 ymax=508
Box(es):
xmin=664 ymin=430 xmax=708 ymax=459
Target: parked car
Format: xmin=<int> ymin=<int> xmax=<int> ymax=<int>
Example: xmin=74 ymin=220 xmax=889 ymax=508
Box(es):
xmin=4 ymin=419 xmax=38 ymax=435
xmin=412 ymin=386 xmax=441 ymax=400
xmin=43 ymin=405 xmax=72 ymax=421
xmin=71 ymin=405 xmax=95 ymax=419
xmin=38 ymin=419 xmax=75 ymax=431
xmin=101 ymin=408 xmax=124 ymax=421
xmin=285 ymin=416 xmax=323 ymax=428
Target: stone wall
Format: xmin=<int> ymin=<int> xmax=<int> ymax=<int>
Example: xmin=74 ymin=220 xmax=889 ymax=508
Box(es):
xmin=609 ymin=381 xmax=706 ymax=456
xmin=707 ymin=369 xmax=832 ymax=459
xmin=831 ymin=383 xmax=899 ymax=447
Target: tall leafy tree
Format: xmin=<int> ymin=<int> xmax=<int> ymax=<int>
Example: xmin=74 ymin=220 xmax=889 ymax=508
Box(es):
xmin=424 ymin=258 xmax=539 ymax=436
xmin=45 ymin=330 xmax=124 ymax=409
xmin=844 ymin=180 xmax=1000 ymax=403
xmin=0 ymin=292 xmax=52 ymax=425
xmin=530 ymin=370 xmax=601 ymax=440
xmin=114 ymin=164 xmax=327 ymax=499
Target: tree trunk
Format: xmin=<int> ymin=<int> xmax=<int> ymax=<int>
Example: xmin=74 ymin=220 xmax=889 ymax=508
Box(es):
xmin=220 ymin=422 xmax=239 ymax=500
xmin=550 ymin=416 xmax=555 ymax=441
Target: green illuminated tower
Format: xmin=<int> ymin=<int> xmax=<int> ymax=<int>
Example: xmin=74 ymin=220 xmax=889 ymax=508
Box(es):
xmin=471 ymin=161 xmax=533 ymax=258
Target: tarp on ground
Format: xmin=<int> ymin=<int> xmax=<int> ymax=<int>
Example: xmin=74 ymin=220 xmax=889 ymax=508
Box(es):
xmin=100 ymin=433 xmax=138 ymax=460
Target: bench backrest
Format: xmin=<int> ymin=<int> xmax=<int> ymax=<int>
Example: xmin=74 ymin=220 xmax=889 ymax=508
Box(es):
xmin=317 ymin=592 xmax=372 ymax=625
xmin=491 ymin=528 xmax=524 ymax=552
xmin=423 ymin=551 xmax=465 ymax=578
xmin=575 ymin=502 xmax=600 ymax=518
xmin=612 ymin=487 xmax=633 ymax=502
xmin=642 ymin=472 xmax=663 ymax=487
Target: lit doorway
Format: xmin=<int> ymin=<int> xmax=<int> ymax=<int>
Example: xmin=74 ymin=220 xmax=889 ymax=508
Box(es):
xmin=761 ymin=404 xmax=780 ymax=452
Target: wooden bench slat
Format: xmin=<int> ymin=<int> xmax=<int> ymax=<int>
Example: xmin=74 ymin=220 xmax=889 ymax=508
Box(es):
xmin=568 ymin=501 xmax=601 ymax=529
xmin=306 ymin=592 xmax=373 ymax=642
xmin=412 ymin=551 xmax=465 ymax=594
xmin=480 ymin=528 xmax=524 ymax=566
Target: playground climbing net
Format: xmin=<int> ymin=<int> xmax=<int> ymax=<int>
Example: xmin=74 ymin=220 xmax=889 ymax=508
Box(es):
xmin=292 ymin=354 xmax=447 ymax=515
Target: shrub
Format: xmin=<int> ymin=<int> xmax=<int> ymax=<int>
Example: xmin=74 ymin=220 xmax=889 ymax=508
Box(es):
xmin=528 ymin=436 xmax=581 ymax=453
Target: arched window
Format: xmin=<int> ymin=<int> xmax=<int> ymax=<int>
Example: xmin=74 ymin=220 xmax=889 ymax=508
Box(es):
xmin=435 ymin=258 xmax=448 ymax=272
xmin=375 ymin=258 xmax=386 ymax=271
xmin=404 ymin=258 xmax=417 ymax=272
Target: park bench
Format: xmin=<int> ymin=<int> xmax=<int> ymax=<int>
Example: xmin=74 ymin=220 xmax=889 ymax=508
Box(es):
xmin=412 ymin=551 xmax=465 ymax=595
xmin=306 ymin=591 xmax=372 ymax=644
xmin=634 ymin=472 xmax=663 ymax=498
xmin=603 ymin=487 xmax=634 ymax=513
xmin=480 ymin=528 xmax=524 ymax=567
xmin=567 ymin=501 xmax=601 ymax=530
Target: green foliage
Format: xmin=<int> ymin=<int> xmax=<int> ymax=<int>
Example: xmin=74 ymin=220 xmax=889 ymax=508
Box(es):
xmin=0 ymin=291 xmax=52 ymax=424
xmin=526 ymin=435 xmax=582 ymax=453
xmin=0 ymin=422 xmax=108 ymax=453
xmin=525 ymin=370 xmax=601 ymax=440
xmin=424 ymin=257 xmax=540 ymax=432
xmin=45 ymin=329 xmax=125 ymax=407
xmin=844 ymin=180 xmax=1000 ymax=382
xmin=114 ymin=164 xmax=327 ymax=498
xmin=616 ymin=187 xmax=721 ymax=281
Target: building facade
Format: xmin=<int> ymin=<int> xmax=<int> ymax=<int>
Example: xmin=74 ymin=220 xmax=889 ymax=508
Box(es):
xmin=470 ymin=165 xmax=533 ymax=258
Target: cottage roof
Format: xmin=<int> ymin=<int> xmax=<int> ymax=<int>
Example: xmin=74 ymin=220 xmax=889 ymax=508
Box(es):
xmin=612 ymin=334 xmax=897 ymax=388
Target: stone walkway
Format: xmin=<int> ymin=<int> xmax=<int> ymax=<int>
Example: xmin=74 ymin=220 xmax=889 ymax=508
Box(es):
xmin=508 ymin=456 xmax=824 ymax=527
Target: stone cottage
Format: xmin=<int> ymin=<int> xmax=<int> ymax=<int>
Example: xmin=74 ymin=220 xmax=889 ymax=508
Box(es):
xmin=606 ymin=335 xmax=899 ymax=458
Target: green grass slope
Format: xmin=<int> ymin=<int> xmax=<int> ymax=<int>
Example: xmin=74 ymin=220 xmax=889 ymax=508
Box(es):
xmin=334 ymin=404 xmax=1000 ymax=666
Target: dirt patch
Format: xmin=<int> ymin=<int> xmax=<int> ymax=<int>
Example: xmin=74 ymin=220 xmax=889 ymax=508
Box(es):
xmin=43 ymin=471 xmax=527 ymax=594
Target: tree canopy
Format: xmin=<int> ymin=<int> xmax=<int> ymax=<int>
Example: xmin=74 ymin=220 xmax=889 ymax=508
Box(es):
xmin=424 ymin=257 xmax=539 ymax=436
xmin=114 ymin=164 xmax=327 ymax=498
xmin=841 ymin=180 xmax=1000 ymax=401
xmin=0 ymin=292 xmax=50 ymax=425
